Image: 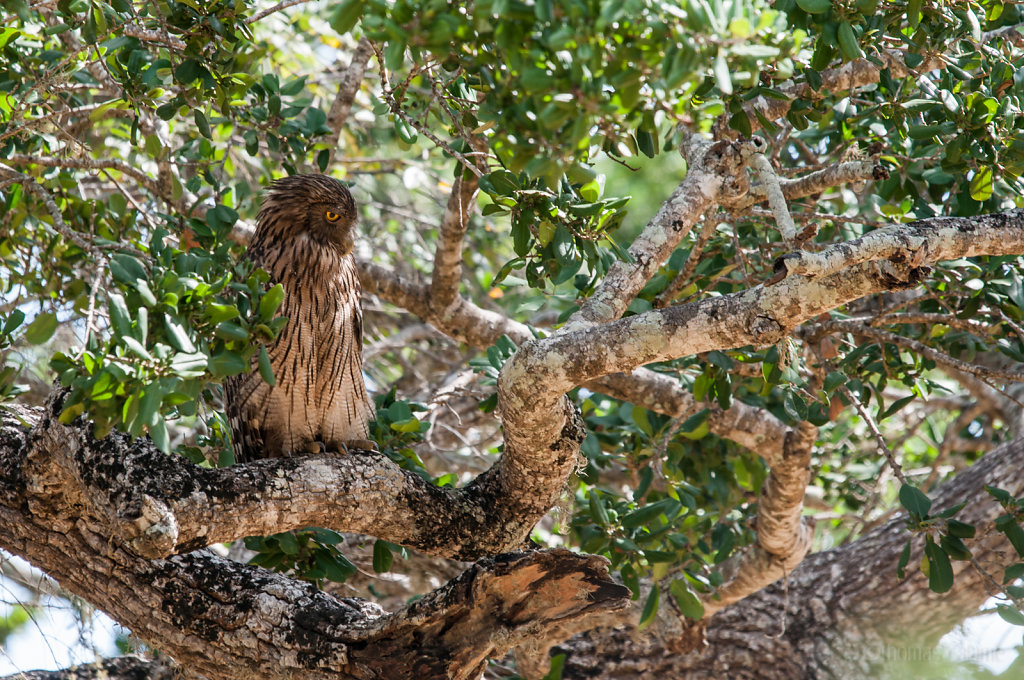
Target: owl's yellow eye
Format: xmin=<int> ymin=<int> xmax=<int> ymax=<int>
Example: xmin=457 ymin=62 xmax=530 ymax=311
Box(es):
xmin=325 ymin=210 xmax=340 ymax=222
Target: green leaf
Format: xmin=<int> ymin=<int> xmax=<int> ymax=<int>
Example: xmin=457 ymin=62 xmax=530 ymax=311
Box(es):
xmin=24 ymin=312 xmax=57 ymax=345
xmin=713 ymin=52 xmax=732 ymax=96
xmin=986 ymin=486 xmax=1012 ymax=504
xmin=163 ymin=315 xmax=196 ymax=353
xmin=121 ymin=336 xmax=152 ymax=360
xmin=669 ymin=579 xmax=705 ymax=620
xmin=1004 ymin=563 xmax=1024 ymax=583
xmin=924 ymin=538 xmax=954 ymax=593
xmin=796 ymin=0 xmax=831 ymax=13
xmin=897 ymin=538 xmax=911 ymax=579
xmin=899 ymin=484 xmax=932 ymax=517
xmin=995 ymin=516 xmax=1024 ymax=557
xmin=638 ymin=584 xmax=659 ymax=630
xmin=259 ymin=284 xmax=286 ymax=321
xmin=109 ymin=253 xmax=147 ymax=284
xmin=277 ymin=532 xmax=299 ymax=555
xmin=215 ymin=322 xmax=250 ymax=342
xmin=632 ymin=405 xmax=653 ymax=436
xmin=589 ymin=489 xmax=610 ymax=525
xmin=194 ymin=109 xmax=212 ymax=139
xmin=135 ymin=383 xmax=163 ymax=432
xmin=823 ymin=371 xmax=846 ymax=392
xmin=208 ymin=351 xmax=247 ymax=376
xmin=541 ymin=654 xmax=566 ymax=680
xmin=836 ymin=21 xmax=863 ymax=60
xmin=330 ymin=0 xmax=365 ymax=35
xmin=149 ymin=417 xmax=169 ymax=452
xmin=621 ymin=498 xmax=681 ymax=529
xmin=879 ymin=395 xmax=914 ymax=420
xmin=969 ymin=166 xmax=993 ymax=202
xmin=258 ymin=345 xmax=276 ymax=386
xmin=946 ymin=519 xmax=976 ymax=539
xmin=206 ymin=304 xmax=239 ymax=324
xmin=372 ymin=540 xmax=393 ymax=573
xmin=996 ymin=604 xmax=1024 ymax=626
xmin=2 ymin=309 xmax=25 ymax=336
xmin=940 ymin=534 xmax=972 ymax=561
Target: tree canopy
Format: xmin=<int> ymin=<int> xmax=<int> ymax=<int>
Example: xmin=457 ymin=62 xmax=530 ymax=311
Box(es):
xmin=2 ymin=0 xmax=1024 ymax=678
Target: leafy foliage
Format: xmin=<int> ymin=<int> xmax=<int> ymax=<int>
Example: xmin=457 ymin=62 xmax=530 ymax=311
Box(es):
xmin=1 ymin=0 xmax=1024 ymax=667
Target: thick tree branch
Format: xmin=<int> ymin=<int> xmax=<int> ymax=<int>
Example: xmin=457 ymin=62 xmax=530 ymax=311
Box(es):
xmin=9 ymin=395 xmax=583 ymax=561
xmin=429 ymin=173 xmax=480 ymax=313
xmin=502 ymin=209 xmax=1024 ymax=428
xmin=560 ymin=135 xmax=745 ymax=333
xmin=324 ymin=37 xmax=373 ymax=164
xmin=0 ymin=404 xmax=629 ymax=679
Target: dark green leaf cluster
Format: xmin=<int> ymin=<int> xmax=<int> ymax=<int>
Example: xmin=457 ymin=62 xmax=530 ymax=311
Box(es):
xmin=481 ymin=169 xmax=630 ymax=292
xmin=572 ymin=391 xmax=763 ymax=600
xmin=50 ymin=223 xmax=286 ymax=454
xmin=368 ymin=386 xmax=433 ymax=479
xmin=246 ymin=528 xmax=358 ymax=587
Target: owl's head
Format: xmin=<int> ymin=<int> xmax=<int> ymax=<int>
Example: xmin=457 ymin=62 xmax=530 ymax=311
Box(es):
xmin=257 ymin=174 xmax=359 ymax=254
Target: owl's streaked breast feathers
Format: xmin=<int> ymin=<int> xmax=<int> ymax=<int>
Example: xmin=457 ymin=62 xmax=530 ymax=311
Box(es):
xmin=224 ymin=174 xmax=374 ymax=463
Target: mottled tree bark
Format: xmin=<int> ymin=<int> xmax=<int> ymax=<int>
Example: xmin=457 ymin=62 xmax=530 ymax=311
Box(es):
xmin=0 ymin=401 xmax=628 ymax=680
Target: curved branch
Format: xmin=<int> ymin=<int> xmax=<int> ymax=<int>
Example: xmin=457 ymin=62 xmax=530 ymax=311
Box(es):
xmin=429 ymin=173 xmax=480 ymax=313
xmin=11 ymin=395 xmax=583 ymax=562
xmin=324 ymin=37 xmax=374 ymax=164
xmin=501 ymin=210 xmax=1024 ymax=430
xmin=560 ymin=135 xmax=746 ymax=333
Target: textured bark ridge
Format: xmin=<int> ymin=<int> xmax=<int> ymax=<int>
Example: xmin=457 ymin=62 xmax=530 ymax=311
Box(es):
xmin=0 ymin=401 xmax=626 ymax=679
xmin=8 ymin=391 xmax=582 ymax=562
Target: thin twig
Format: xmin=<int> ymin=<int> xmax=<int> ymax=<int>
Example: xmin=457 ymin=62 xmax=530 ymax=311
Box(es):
xmin=817 ymin=320 xmax=1024 ymax=385
xmin=246 ymin=0 xmax=315 ymax=24
xmin=371 ymin=43 xmax=484 ymax=178
xmin=841 ymin=384 xmax=908 ymax=485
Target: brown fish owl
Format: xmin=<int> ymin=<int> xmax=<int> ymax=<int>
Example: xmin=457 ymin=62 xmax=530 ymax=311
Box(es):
xmin=224 ymin=174 xmax=374 ymax=463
